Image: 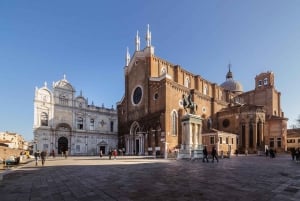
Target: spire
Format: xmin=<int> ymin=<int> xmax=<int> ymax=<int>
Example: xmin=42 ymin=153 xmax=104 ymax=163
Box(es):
xmin=226 ymin=63 xmax=233 ymax=80
xmin=44 ymin=81 xmax=47 ymax=88
xmin=135 ymin=30 xmax=140 ymax=51
xmin=125 ymin=47 xmax=130 ymax=66
xmin=80 ymin=90 xmax=82 ymax=96
xmin=146 ymin=24 xmax=151 ymax=47
xmin=63 ymin=74 xmax=67 ymax=81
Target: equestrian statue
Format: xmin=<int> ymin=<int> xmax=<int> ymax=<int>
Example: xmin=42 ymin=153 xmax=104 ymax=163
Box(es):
xmin=182 ymin=93 xmax=198 ymax=114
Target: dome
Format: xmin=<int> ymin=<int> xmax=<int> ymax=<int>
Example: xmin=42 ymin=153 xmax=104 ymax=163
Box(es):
xmin=221 ymin=79 xmax=243 ymax=92
xmin=220 ymin=65 xmax=243 ymax=93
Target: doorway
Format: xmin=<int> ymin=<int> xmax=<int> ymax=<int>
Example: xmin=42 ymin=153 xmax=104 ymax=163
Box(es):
xmin=135 ymin=139 xmax=140 ymax=155
xmin=100 ymin=146 xmax=106 ymax=155
xmin=58 ymin=137 xmax=68 ymax=154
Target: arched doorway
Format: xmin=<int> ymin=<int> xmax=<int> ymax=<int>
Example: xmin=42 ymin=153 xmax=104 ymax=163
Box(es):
xmin=131 ymin=122 xmax=140 ymax=155
xmin=58 ymin=137 xmax=68 ymax=154
xmin=55 ymin=123 xmax=71 ymax=155
xmin=125 ymin=121 xmax=146 ymax=155
xmin=97 ymin=140 xmax=108 ymax=155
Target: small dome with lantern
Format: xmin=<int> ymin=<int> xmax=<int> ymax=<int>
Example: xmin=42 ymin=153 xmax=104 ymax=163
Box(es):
xmin=220 ymin=64 xmax=243 ymax=94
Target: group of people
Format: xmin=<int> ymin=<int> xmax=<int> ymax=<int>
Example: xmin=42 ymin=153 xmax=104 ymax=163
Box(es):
xmin=34 ymin=150 xmax=47 ymax=166
xmin=108 ymin=149 xmax=118 ymax=160
xmin=34 ymin=149 xmax=69 ymax=166
xmin=202 ymin=146 xmax=218 ymax=163
xmin=99 ymin=149 xmax=118 ymax=160
xmin=265 ymin=148 xmax=276 ymax=158
xmin=291 ymin=147 xmax=300 ymax=162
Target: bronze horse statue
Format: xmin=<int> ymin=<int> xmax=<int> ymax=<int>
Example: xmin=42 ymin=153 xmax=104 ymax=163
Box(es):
xmin=182 ymin=94 xmax=198 ymax=114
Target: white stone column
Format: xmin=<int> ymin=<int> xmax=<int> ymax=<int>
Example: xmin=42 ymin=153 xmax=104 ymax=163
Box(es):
xmin=140 ymin=136 xmax=143 ymax=155
xmin=189 ymin=123 xmax=192 ymax=149
xmin=130 ymin=136 xmax=133 ymax=154
xmin=182 ymin=124 xmax=186 ymax=148
xmin=143 ymin=136 xmax=145 ymax=155
xmin=197 ymin=124 xmax=202 ymax=145
xmin=193 ymin=123 xmax=198 ymax=148
xmin=126 ymin=137 xmax=129 ymax=155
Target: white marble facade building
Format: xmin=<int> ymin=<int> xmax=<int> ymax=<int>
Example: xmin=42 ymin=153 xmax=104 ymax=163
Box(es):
xmin=33 ymin=75 xmax=118 ymax=156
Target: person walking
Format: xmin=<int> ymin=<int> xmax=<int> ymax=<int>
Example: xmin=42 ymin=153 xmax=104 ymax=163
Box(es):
xmin=211 ymin=146 xmax=218 ymax=163
xmin=291 ymin=148 xmax=296 ymax=161
xmin=113 ymin=149 xmax=117 ymax=160
xmin=295 ymin=148 xmax=300 ymax=163
xmin=34 ymin=150 xmax=40 ymax=166
xmin=265 ymin=148 xmax=269 ymax=157
xmin=109 ymin=149 xmax=112 ymax=160
xmin=51 ymin=149 xmax=55 ymax=158
xmin=41 ymin=150 xmax=46 ymax=166
xmin=235 ymin=149 xmax=238 ymax=157
xmin=202 ymin=146 xmax=209 ymax=163
xmin=269 ymin=148 xmax=275 ymax=158
xmin=65 ymin=150 xmax=68 ymax=159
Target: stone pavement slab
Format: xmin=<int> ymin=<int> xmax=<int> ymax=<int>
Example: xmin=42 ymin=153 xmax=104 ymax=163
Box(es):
xmin=0 ymin=154 xmax=300 ymax=201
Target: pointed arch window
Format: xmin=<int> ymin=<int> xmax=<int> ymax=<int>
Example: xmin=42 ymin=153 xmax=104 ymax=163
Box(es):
xmin=171 ymin=111 xmax=178 ymax=136
xmin=77 ymin=117 xmax=83 ymax=130
xmin=40 ymin=112 xmax=48 ymax=126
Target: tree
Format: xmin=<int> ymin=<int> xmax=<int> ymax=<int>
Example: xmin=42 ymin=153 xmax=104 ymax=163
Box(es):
xmin=291 ymin=115 xmax=300 ymax=129
xmin=289 ymin=115 xmax=300 ymax=129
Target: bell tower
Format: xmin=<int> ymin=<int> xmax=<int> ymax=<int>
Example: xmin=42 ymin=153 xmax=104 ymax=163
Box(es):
xmin=255 ymin=71 xmax=274 ymax=89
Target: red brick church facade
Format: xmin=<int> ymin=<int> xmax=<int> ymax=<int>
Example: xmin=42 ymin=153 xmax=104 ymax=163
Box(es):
xmin=117 ymin=25 xmax=288 ymax=157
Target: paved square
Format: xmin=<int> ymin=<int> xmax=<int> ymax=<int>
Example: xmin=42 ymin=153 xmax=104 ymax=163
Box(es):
xmin=1 ymin=154 xmax=300 ymax=201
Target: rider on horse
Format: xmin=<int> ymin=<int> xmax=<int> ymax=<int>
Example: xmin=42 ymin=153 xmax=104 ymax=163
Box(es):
xmin=182 ymin=93 xmax=197 ymax=114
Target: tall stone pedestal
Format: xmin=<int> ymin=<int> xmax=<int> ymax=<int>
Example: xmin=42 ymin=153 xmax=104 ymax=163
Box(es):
xmin=177 ymin=114 xmax=203 ymax=160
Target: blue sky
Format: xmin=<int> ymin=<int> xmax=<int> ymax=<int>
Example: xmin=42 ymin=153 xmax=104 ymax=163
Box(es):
xmin=1 ymin=0 xmax=300 ymax=141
